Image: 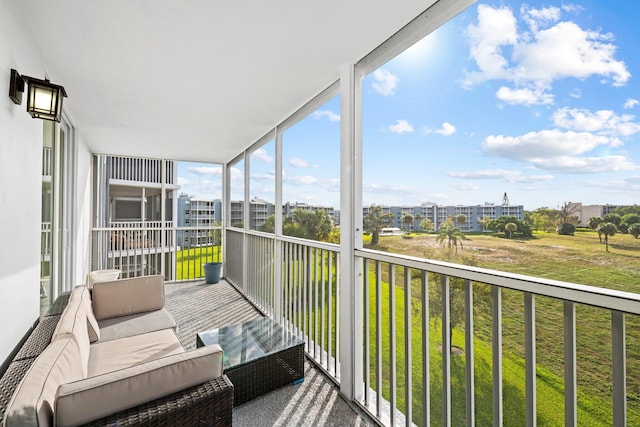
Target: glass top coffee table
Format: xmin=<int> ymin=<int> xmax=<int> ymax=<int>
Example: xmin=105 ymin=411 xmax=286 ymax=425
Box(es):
xmin=196 ymin=317 xmax=305 ymax=405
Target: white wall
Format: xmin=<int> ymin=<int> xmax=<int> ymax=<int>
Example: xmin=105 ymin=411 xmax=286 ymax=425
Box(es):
xmin=0 ymin=0 xmax=92 ymax=364
xmin=73 ymin=139 xmax=93 ymax=288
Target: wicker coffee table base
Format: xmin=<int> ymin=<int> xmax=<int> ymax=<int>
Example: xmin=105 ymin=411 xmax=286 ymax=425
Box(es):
xmin=226 ymin=342 xmax=304 ymax=405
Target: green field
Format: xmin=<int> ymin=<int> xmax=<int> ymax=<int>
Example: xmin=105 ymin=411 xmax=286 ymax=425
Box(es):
xmin=365 ymin=230 xmax=640 ymax=425
xmin=175 ymin=245 xmax=222 ymax=281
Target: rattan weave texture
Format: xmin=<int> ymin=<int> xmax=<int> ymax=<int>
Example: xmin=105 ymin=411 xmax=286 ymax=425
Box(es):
xmin=13 ymin=314 xmax=61 ymax=361
xmin=82 ymin=375 xmax=234 ymax=427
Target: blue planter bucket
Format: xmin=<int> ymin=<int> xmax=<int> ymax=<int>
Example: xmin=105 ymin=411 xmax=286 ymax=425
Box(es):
xmin=203 ymin=262 xmax=222 ymax=284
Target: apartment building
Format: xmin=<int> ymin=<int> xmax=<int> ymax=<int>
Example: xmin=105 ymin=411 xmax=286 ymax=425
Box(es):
xmin=177 ymin=194 xmax=222 ymax=247
xmin=378 ymin=202 xmax=525 ymax=232
xmin=93 ymin=155 xmax=180 ymax=278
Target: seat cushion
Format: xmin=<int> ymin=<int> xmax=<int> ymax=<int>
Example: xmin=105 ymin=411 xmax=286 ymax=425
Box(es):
xmin=55 ymin=345 xmax=224 ymax=427
xmin=97 ymin=308 xmax=177 ymax=342
xmin=88 ymin=329 xmax=184 ymax=377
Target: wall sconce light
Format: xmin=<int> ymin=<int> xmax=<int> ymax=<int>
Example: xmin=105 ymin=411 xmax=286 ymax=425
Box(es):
xmin=9 ymin=69 xmax=67 ymax=122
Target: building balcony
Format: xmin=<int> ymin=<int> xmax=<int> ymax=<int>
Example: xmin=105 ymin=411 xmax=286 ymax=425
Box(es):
xmin=83 ymin=226 xmax=636 ymax=426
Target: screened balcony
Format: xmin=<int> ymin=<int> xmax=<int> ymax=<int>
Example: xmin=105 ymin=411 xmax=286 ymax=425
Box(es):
xmin=3 ymin=1 xmax=639 ymax=426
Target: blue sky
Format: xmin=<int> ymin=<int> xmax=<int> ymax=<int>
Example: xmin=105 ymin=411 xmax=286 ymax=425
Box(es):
xmin=178 ymin=1 xmax=640 ymax=211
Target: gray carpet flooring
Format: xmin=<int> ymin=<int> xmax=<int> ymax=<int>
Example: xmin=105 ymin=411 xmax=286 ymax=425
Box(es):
xmin=164 ymin=280 xmax=373 ymax=426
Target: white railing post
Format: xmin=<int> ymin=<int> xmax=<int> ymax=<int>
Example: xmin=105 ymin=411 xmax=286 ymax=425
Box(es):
xmin=612 ymin=310 xmax=627 ymax=427
xmin=564 ymin=301 xmax=577 ymax=427
xmin=274 ymin=126 xmax=283 ymax=322
xmin=339 ymin=62 xmax=363 ymax=400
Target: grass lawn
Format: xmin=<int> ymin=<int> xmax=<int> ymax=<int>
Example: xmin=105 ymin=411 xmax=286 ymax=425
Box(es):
xmin=364 ymin=230 xmax=640 ymax=425
xmin=175 ymin=244 xmax=222 ymax=280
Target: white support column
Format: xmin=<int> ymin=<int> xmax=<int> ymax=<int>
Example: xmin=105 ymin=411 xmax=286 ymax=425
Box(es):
xmin=274 ymin=126 xmax=283 ymax=322
xmin=243 ymin=151 xmax=250 ymax=289
xmin=222 ymin=163 xmax=230 ymax=277
xmin=339 ymin=62 xmax=363 ymax=400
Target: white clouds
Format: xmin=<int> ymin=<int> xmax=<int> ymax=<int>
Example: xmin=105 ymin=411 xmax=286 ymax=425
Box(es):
xmin=284 ymin=175 xmax=319 ymax=185
xmin=388 ymin=119 xmax=414 ymax=134
xmin=435 ymin=122 xmax=456 ymax=136
xmin=537 ymin=155 xmax=636 ymax=173
xmin=447 ymin=169 xmax=554 ymax=183
xmin=481 ymin=129 xmax=637 ymax=173
xmin=552 ymin=107 xmax=640 ymax=137
xmin=177 ymin=176 xmax=190 ymax=186
xmin=188 ymin=166 xmax=222 ymax=175
xmin=465 ymin=5 xmax=518 ymax=83
xmin=423 ymin=122 xmax=457 ymax=136
xmin=483 ymin=130 xmax=613 ymax=159
xmin=496 ymin=86 xmax=554 ymax=105
xmin=312 ymin=110 xmax=340 ymax=122
xmin=250 ymin=148 xmax=273 ymax=163
xmin=452 ymin=181 xmax=480 ymax=191
xmin=464 ymin=4 xmax=630 ymax=105
xmin=372 ymin=69 xmax=399 ymax=96
xmin=624 ymin=98 xmax=639 ymax=109
xmin=288 ymin=157 xmax=309 ymax=168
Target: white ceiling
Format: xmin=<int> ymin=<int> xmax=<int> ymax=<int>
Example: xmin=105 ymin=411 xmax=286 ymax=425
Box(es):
xmin=13 ymin=1 xmax=435 ymax=164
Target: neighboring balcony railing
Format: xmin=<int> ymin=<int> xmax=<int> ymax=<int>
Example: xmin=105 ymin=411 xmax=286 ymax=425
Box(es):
xmin=225 ymin=229 xmax=640 ymax=427
xmin=91 ymin=223 xmax=222 ymax=281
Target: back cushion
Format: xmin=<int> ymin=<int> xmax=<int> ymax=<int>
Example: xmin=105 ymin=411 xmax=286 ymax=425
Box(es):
xmin=92 ymin=275 xmax=165 ymax=320
xmin=51 ymin=286 xmax=91 ymax=377
xmin=3 ymin=336 xmax=84 ymax=427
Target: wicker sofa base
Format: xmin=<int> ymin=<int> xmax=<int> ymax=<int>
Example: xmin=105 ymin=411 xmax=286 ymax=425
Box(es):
xmin=1 ymin=292 xmax=234 ymax=427
xmin=83 ymin=375 xmax=234 ymax=427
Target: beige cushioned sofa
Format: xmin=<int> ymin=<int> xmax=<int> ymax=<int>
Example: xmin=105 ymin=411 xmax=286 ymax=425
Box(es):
xmin=3 ymin=276 xmax=226 ymax=427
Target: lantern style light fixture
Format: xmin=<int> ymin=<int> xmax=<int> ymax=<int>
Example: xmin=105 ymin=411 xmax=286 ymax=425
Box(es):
xmin=9 ymin=69 xmax=67 ymax=122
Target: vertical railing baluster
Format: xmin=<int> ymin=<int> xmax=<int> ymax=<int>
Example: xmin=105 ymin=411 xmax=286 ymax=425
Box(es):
xmin=404 ymin=267 xmax=412 ymax=426
xmin=314 ymin=248 xmax=319 ymax=359
xmin=492 ymin=286 xmax=503 ymax=427
xmin=525 ymin=292 xmax=536 ymax=427
xmin=464 ymin=279 xmax=474 ymax=427
xmin=564 ymin=301 xmax=577 ymax=427
xmin=376 ymin=260 xmax=383 ymax=419
xmin=390 ymin=264 xmax=397 ymax=426
xmin=286 ymin=243 xmax=292 ymax=334
xmin=442 ymin=275 xmax=451 ymax=427
xmin=335 ymin=252 xmax=340 ymax=378
xmin=321 ymin=249 xmax=326 ymax=367
xmin=422 ymin=271 xmax=430 ymax=427
xmin=304 ymin=245 xmax=309 ymax=351
xmin=612 ymin=310 xmax=627 ymax=427
xmin=364 ymin=259 xmax=371 ymax=407
xmin=328 ymin=250 xmax=334 ymax=375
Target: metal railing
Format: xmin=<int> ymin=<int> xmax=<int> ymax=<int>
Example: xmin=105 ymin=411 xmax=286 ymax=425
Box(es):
xmin=91 ymin=223 xmax=222 ymax=281
xmin=225 ymin=229 xmax=640 ymax=427
xmin=355 ymin=248 xmax=640 ymax=427
xmin=226 ymin=229 xmax=341 ymax=379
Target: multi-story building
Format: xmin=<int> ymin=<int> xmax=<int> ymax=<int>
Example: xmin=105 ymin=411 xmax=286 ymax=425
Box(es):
xmin=177 ymin=194 xmax=222 ymax=247
xmin=568 ymin=203 xmax=636 ymax=227
xmin=93 ymin=155 xmax=180 ymax=278
xmin=367 ymin=201 xmax=525 ymax=232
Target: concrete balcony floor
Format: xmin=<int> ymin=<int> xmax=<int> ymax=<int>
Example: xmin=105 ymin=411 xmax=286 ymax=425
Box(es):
xmin=164 ymin=280 xmax=374 ymax=427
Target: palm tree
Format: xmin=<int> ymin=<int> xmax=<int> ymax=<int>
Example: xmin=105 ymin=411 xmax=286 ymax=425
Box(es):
xmin=478 ymin=215 xmax=491 ymax=232
xmin=364 ymin=204 xmax=394 ymax=245
xmin=505 ymin=222 xmax=517 ymax=238
xmin=420 ymin=218 xmax=434 ymax=232
xmin=588 ymin=216 xmax=604 ymax=242
xmin=436 ymin=223 xmax=466 ymax=254
xmin=455 ymin=214 xmax=467 ymax=230
xmin=402 ymin=213 xmax=414 ymax=232
xmin=597 ymin=222 xmax=616 ymax=252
